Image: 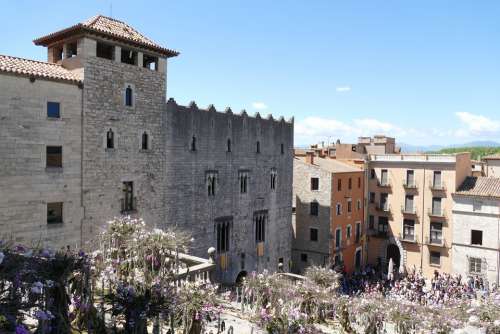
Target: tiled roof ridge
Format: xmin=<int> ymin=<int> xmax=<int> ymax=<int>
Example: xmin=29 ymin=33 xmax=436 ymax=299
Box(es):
xmin=0 ymin=53 xmax=64 ymax=67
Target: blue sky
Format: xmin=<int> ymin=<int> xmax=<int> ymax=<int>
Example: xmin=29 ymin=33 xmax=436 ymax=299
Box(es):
xmin=1 ymin=1 xmax=499 ymax=146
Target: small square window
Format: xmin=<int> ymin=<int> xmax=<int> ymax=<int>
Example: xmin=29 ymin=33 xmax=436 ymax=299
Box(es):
xmin=47 ymin=202 xmax=63 ymax=224
xmin=471 ymin=230 xmax=482 ymax=245
xmin=46 ymin=146 xmax=62 ymax=168
xmin=430 ymin=251 xmax=441 ymax=265
xmin=311 ymin=177 xmax=319 ymax=190
xmin=47 ymin=102 xmax=60 ymax=118
xmin=301 ymin=253 xmax=308 ymax=262
xmin=310 ymin=228 xmax=318 ymax=242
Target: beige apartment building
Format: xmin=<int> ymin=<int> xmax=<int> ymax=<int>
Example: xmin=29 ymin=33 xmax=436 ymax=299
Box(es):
xmin=366 ymin=153 xmax=471 ymax=277
xmin=483 ymin=154 xmax=500 ymax=177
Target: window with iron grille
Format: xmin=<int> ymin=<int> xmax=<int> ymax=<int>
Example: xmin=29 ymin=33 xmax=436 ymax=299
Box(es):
xmin=469 ymin=257 xmax=482 ymax=274
xmin=311 ymin=177 xmax=319 ymax=190
xmin=310 ymin=201 xmax=319 ymax=216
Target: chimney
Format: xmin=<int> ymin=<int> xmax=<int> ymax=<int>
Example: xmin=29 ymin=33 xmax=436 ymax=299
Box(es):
xmin=306 ymin=151 xmax=315 ymax=165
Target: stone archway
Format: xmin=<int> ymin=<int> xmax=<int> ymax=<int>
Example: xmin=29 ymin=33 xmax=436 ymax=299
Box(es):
xmin=235 ymin=271 xmax=248 ymax=285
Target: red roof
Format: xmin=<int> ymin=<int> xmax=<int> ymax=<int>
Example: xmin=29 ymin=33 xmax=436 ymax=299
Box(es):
xmin=33 ymin=15 xmax=179 ymax=58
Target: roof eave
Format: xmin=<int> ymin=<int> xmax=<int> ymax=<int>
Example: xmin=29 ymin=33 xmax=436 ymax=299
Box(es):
xmin=33 ymin=26 xmax=179 ymax=58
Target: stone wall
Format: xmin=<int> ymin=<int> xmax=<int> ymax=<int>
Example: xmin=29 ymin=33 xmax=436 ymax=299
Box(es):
xmin=0 ymin=74 xmax=83 ymax=248
xmin=164 ymin=100 xmax=294 ymax=283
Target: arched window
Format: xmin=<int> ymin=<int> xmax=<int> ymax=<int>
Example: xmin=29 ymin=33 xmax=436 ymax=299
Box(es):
xmin=227 ymin=139 xmax=231 ymax=152
xmin=106 ymin=128 xmax=114 ymax=149
xmin=141 ymin=132 xmax=149 ymax=150
xmin=256 ymin=141 xmax=260 ymax=154
xmin=191 ymin=136 xmax=197 ymax=151
xmin=125 ymin=85 xmax=133 ymax=106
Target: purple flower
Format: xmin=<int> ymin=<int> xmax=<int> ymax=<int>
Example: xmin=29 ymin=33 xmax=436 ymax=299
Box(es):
xmin=34 ymin=310 xmax=54 ymax=321
xmin=15 ymin=325 xmax=30 ymax=334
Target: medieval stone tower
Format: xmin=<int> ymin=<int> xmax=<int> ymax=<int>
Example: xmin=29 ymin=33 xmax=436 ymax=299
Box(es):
xmin=0 ymin=15 xmax=293 ymax=283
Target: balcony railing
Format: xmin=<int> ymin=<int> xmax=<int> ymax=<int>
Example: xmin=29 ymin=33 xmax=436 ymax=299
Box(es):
xmin=401 ymin=205 xmax=417 ymax=215
xmin=429 ymin=182 xmax=446 ymax=191
xmin=428 ymin=208 xmax=446 ymax=219
xmin=403 ymin=179 xmax=417 ymax=189
xmin=377 ymin=180 xmax=391 ymax=188
xmin=398 ymin=233 xmax=417 ymax=243
xmin=121 ymin=198 xmax=137 ymax=214
xmin=425 ymin=236 xmax=446 ymax=247
xmin=376 ymin=203 xmax=391 ymax=213
xmin=173 ymin=249 xmax=216 ymax=286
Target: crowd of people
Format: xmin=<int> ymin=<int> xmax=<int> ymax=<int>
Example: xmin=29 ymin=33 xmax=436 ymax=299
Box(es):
xmin=339 ymin=264 xmax=496 ymax=306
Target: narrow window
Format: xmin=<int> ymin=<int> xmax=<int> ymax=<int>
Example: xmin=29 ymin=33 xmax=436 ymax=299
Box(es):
xmin=47 ymin=102 xmax=60 ymax=118
xmin=270 ymin=169 xmax=277 ymax=190
xmin=311 ymin=177 xmax=319 ymax=190
xmin=310 ymin=201 xmax=319 ymax=216
xmin=430 ymin=222 xmax=443 ymax=244
xmin=121 ymin=181 xmax=135 ymax=213
xmin=207 ymin=173 xmax=217 ymax=196
xmin=357 ymin=199 xmax=361 ymax=211
xmin=405 ymin=195 xmax=414 ymax=213
xmin=355 ymin=222 xmax=361 ymax=243
xmin=47 ymin=202 xmax=63 ymax=224
xmin=432 ymin=197 xmax=442 ymax=215
xmin=335 ymin=228 xmax=342 ymax=248
xmin=191 ymin=136 xmax=197 ymax=151
xmin=347 ymin=198 xmax=352 ymax=213
xmin=310 ymin=228 xmax=318 ymax=242
xmin=106 ymin=129 xmax=115 ymax=149
xmin=256 ymin=141 xmax=260 ymax=153
xmin=255 ymin=212 xmax=267 ymax=243
xmin=281 ymin=143 xmax=284 ymax=154
xmin=348 ymin=178 xmax=352 ymax=190
xmin=380 ymin=169 xmax=388 ymax=186
xmin=433 ymin=171 xmax=442 ymax=189
xmin=141 ymin=132 xmax=149 ymax=150
xmin=358 ymin=177 xmax=361 ymax=188
xmin=430 ymin=251 xmax=441 ymax=266
xmin=125 ymin=85 xmax=133 ymax=106
xmin=239 ymin=171 xmax=248 ymax=194
xmin=380 ymin=193 xmax=388 ymax=211
xmin=241 ymin=253 xmax=246 ymax=270
xmin=216 ymin=221 xmax=231 ymax=253
xmin=355 ymin=249 xmax=362 ymax=269
xmin=338 ymin=179 xmax=342 ymax=191
xmin=227 ymin=139 xmax=231 ymax=152
xmin=406 ymin=170 xmax=415 ymax=187
xmin=403 ymin=219 xmax=415 ymax=240
xmin=369 ymin=215 xmax=375 ymax=229
xmin=370 ymin=169 xmax=376 ymax=179
xmin=369 ymin=192 xmax=375 ymax=203
xmin=336 ymin=203 xmax=342 ymax=215
xmin=46 ymin=146 xmax=62 ymax=168
xmin=346 ymin=225 xmax=352 ymax=239
xmin=471 ymin=230 xmax=483 ymax=245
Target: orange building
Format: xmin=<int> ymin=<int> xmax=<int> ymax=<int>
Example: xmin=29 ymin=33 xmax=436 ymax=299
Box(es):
xmin=292 ymin=152 xmax=365 ymax=274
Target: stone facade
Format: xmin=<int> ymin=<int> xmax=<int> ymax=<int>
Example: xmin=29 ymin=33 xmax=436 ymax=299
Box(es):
xmin=366 ymin=153 xmax=471 ymax=278
xmin=0 ymin=15 xmax=294 ymax=284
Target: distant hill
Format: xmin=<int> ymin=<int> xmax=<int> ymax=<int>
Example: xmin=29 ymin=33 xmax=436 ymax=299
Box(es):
xmin=427 ymin=146 xmax=500 ymax=160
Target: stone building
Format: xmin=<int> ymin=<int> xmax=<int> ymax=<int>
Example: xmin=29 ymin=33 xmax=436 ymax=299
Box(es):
xmin=452 ymin=177 xmax=500 ymax=288
xmin=292 ymin=152 xmax=365 ymax=274
xmin=0 ymin=15 xmax=293 ymax=284
xmin=366 ymin=153 xmax=471 ymax=278
xmin=483 ymin=154 xmax=500 ymax=177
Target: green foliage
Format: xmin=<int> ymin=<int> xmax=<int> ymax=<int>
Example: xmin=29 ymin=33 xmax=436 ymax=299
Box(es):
xmin=427 ymin=147 xmax=500 ymax=160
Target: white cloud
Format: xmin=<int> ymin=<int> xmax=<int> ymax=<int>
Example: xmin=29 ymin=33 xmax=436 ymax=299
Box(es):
xmin=252 ymin=102 xmax=268 ymax=110
xmin=455 ymin=112 xmax=500 ymax=135
xmin=336 ymin=86 xmax=351 ymax=93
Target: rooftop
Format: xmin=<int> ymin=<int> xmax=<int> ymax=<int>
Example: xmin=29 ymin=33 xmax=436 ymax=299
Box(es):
xmin=295 ymin=156 xmax=363 ymax=173
xmin=370 ymin=153 xmax=469 ymax=163
xmin=0 ymin=54 xmax=82 ymax=83
xmin=483 ymin=154 xmax=500 ymax=160
xmin=455 ymin=176 xmax=500 ymax=199
xmin=33 ymin=15 xmax=178 ymax=58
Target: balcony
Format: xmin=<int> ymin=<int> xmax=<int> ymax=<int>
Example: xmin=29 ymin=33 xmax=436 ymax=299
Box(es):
xmin=121 ymin=198 xmax=137 ymax=214
xmin=398 ymin=233 xmax=417 ymax=243
xmin=376 ymin=203 xmax=391 ymax=213
xmin=173 ymin=250 xmax=216 ymax=285
xmin=425 ymin=236 xmax=446 ymax=247
xmin=401 ymin=205 xmax=417 ymax=216
xmin=429 ymin=182 xmax=446 ymax=192
xmin=403 ymin=179 xmax=417 ymax=190
xmin=428 ymin=208 xmax=446 ymax=220
xmin=377 ymin=180 xmax=391 ymax=188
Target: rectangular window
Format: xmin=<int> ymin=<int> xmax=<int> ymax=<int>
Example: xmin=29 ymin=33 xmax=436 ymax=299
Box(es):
xmin=355 ymin=222 xmax=361 ymax=243
xmin=310 ymin=228 xmax=318 ymax=242
xmin=121 ymin=48 xmax=137 ymax=65
xmin=378 ymin=216 xmax=388 ymax=235
xmin=430 ymin=251 xmax=441 ymax=265
xmin=471 ymin=230 xmax=483 ymax=245
xmin=338 ymin=179 xmax=342 ymax=191
xmin=370 ymin=169 xmax=376 ymax=179
xmin=336 ymin=203 xmax=342 ymax=215
xmin=310 ymin=202 xmax=319 ymax=216
xmin=47 ymin=102 xmax=60 ymax=118
xmin=335 ymin=228 xmax=342 ymax=248
xmin=406 ymin=170 xmax=415 ymax=187
xmin=311 ymin=177 xmax=319 ymax=190
xmin=255 ymin=212 xmax=267 ymax=243
xmin=346 ymin=225 xmax=351 ymax=239
xmin=405 ymin=195 xmax=414 ymax=213
xmin=357 ymin=199 xmax=361 ymax=210
xmin=469 ymin=257 xmax=482 ymax=274
xmin=348 ymin=178 xmax=352 ymax=190
xmin=239 ymin=171 xmax=248 ymax=194
xmin=369 ymin=192 xmax=375 ymax=204
xmin=301 ymin=253 xmax=308 ymax=262
xmin=143 ymin=53 xmax=158 ymax=71
xmin=47 ymin=202 xmax=63 ymax=224
xmin=369 ymin=215 xmax=375 ymax=229
xmin=433 ymin=171 xmax=442 ymax=189
xmin=206 ymin=172 xmax=217 ymax=196
xmin=380 ymin=169 xmax=388 ymax=185
xmin=216 ymin=220 xmax=231 ymax=253
xmin=358 ymin=177 xmax=361 ymax=188
xmin=430 ymin=222 xmax=442 ymax=244
xmin=347 ymin=199 xmax=352 ymax=213
xmin=403 ymin=219 xmax=415 ymax=240
xmin=46 ymin=146 xmax=62 ymax=168
xmin=122 ymin=181 xmax=135 ymax=213
xmin=380 ymin=193 xmax=388 ymax=211
xmin=432 ymin=197 xmax=442 ymax=215
xmin=96 ymin=42 xmax=114 ymax=60
xmin=270 ymin=169 xmax=277 ymax=190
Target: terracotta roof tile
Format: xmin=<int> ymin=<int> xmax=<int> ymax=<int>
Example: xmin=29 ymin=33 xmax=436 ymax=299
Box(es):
xmin=33 ymin=15 xmax=179 ymax=57
xmin=0 ymin=54 xmax=82 ymax=83
xmin=455 ymin=176 xmax=500 ymax=198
